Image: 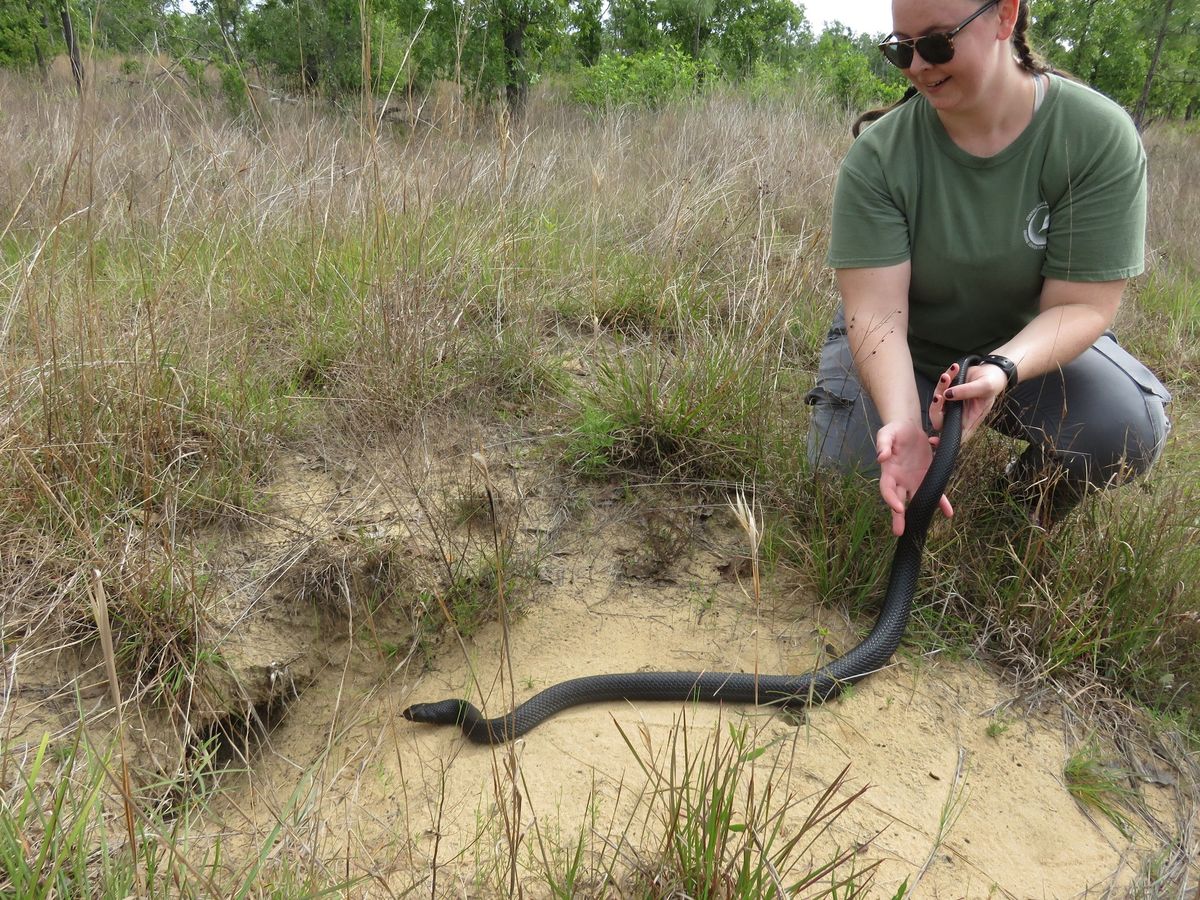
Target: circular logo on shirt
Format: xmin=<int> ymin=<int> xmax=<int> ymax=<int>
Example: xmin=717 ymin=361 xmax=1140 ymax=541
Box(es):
xmin=1024 ymin=202 xmax=1050 ymax=249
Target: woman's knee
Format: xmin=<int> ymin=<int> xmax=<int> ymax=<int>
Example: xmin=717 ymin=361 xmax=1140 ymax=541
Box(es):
xmin=1008 ymin=335 xmax=1171 ymax=488
xmin=1090 ymin=399 xmax=1169 ymax=482
xmin=1047 ymin=398 xmax=1169 ymax=486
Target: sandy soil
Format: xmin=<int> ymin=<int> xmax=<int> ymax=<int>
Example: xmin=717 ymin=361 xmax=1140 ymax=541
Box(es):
xmin=189 ymin=445 xmax=1189 ymax=899
xmin=4 ymin=442 xmax=1191 ymax=898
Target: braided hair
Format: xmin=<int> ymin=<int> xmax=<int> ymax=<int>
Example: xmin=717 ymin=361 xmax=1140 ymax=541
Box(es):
xmin=851 ymin=0 xmax=1055 ymax=137
xmin=1010 ymin=0 xmax=1053 ymax=76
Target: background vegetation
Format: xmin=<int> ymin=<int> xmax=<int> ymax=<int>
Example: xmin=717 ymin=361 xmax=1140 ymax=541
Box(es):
xmin=2 ymin=0 xmax=1194 ymax=121
xmin=1 ymin=0 xmax=1198 ymax=895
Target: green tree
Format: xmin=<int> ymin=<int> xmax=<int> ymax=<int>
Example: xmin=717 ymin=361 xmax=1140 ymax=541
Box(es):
xmin=1031 ymin=0 xmax=1198 ymax=120
xmin=571 ymin=0 xmax=602 ymax=65
xmin=5 ymin=0 xmax=89 ymax=90
xmin=77 ymin=0 xmax=172 ymax=53
xmin=1132 ymin=0 xmax=1199 ymax=121
xmin=194 ymin=0 xmax=248 ymax=59
xmin=0 ymin=1 xmax=55 ymax=71
xmin=608 ymin=0 xmax=664 ymax=55
xmin=243 ymin=0 xmax=430 ymax=95
xmin=1134 ymin=0 xmax=1175 ymax=126
xmin=468 ymin=0 xmax=567 ymax=112
xmin=606 ymin=0 xmax=806 ymax=78
xmin=239 ymin=0 xmax=564 ymax=113
xmin=658 ymin=0 xmax=715 ymax=60
xmin=571 ymin=46 xmax=715 ymax=106
xmin=706 ymin=0 xmax=806 ymax=75
xmin=243 ymin=0 xmax=362 ymax=91
xmin=58 ymin=0 xmax=84 ymax=89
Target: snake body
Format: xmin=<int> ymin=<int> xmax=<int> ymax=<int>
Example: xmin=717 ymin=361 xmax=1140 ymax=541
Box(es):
xmin=403 ymin=357 xmax=979 ymax=744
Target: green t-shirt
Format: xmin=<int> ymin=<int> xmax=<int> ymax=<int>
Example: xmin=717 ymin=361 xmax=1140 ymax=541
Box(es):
xmin=826 ymin=75 xmax=1147 ymax=380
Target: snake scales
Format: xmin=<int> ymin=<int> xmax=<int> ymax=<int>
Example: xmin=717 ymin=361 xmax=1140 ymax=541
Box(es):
xmin=403 ymin=356 xmax=980 ymax=744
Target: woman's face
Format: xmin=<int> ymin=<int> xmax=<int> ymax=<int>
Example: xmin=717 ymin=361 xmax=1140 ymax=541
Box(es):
xmin=888 ymin=0 xmax=1010 ymax=114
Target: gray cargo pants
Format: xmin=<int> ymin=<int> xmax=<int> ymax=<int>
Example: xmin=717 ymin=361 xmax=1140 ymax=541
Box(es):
xmin=805 ymin=309 xmax=1172 ymax=522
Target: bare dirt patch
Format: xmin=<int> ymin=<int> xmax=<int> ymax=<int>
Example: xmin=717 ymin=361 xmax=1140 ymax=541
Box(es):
xmin=3 ymin=428 xmax=1193 ymax=897
xmin=157 ymin=437 xmax=1196 ymax=898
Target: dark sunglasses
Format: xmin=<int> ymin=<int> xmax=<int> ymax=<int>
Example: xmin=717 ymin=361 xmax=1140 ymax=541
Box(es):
xmin=878 ymin=0 xmax=1000 ymax=69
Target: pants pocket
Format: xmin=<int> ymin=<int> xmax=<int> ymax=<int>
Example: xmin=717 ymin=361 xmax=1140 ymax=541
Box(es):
xmin=805 ymin=386 xmax=880 ymax=474
xmin=1091 ymin=333 xmax=1172 ymax=463
xmin=1092 ymin=333 xmax=1172 ymax=404
xmin=804 ymin=386 xmax=853 ymax=409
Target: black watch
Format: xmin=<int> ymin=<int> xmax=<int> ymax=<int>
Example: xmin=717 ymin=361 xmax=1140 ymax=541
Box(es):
xmin=981 ymin=354 xmax=1019 ymax=393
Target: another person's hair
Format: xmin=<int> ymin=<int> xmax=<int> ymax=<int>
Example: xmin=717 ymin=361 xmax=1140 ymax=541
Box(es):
xmin=851 ymin=0 xmax=1055 ymax=137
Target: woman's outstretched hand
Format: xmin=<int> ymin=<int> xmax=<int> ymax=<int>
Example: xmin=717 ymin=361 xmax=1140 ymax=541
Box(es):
xmin=875 ymin=419 xmax=954 ymax=537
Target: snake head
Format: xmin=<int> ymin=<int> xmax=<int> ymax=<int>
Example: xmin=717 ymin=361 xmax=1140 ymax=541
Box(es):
xmin=402 ymin=699 xmax=473 ymax=726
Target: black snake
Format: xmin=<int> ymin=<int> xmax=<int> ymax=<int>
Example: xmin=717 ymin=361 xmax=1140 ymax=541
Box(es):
xmin=403 ymin=356 xmax=979 ymax=744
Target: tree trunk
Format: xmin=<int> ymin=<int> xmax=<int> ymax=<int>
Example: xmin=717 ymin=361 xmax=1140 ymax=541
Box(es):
xmin=59 ymin=0 xmax=84 ymax=93
xmin=1133 ymin=0 xmax=1175 ymax=129
xmin=32 ymin=3 xmax=50 ymax=84
xmin=1071 ymin=0 xmax=1100 ymax=76
xmin=214 ymin=0 xmax=241 ymax=61
xmin=503 ymin=20 xmax=527 ymax=117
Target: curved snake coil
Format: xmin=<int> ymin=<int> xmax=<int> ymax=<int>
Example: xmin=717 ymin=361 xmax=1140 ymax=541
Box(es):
xmin=403 ymin=356 xmax=981 ymax=744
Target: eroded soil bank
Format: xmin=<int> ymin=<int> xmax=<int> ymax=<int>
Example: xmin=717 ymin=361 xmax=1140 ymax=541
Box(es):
xmin=6 ymin=440 xmax=1196 ymax=897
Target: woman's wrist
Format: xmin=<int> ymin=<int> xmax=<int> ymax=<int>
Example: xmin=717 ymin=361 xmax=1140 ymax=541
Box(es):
xmin=980 ymin=353 xmax=1019 ymax=392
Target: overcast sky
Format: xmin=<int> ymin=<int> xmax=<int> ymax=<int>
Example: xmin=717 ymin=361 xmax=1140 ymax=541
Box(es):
xmin=799 ymin=0 xmax=893 ymax=36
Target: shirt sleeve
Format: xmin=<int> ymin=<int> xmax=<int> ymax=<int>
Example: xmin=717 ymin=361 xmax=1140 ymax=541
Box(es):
xmin=1042 ymin=99 xmax=1147 ymax=282
xmin=826 ymin=139 xmax=911 ymax=269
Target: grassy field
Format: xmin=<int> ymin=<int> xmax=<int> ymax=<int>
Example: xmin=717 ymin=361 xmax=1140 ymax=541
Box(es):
xmin=1 ymin=63 xmax=1198 ymax=896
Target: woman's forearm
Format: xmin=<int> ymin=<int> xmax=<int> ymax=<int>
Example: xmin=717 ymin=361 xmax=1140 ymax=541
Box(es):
xmin=989 ymin=278 xmax=1124 ymax=383
xmin=836 ymin=264 xmax=921 ymax=428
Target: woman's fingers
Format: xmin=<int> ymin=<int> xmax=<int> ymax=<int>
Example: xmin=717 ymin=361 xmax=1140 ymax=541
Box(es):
xmin=930 ymin=364 xmax=961 ymax=430
xmin=942 ymin=381 xmax=993 ymax=403
xmin=932 ymin=363 xmax=1003 ymax=441
xmin=880 ymin=476 xmax=906 ymax=516
xmin=885 ymin=489 xmax=952 ymax=535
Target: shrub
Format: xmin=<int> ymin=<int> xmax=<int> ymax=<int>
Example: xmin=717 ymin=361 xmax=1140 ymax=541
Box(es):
xmin=805 ymin=32 xmax=906 ymax=110
xmin=744 ymin=59 xmax=796 ymax=101
xmin=179 ymin=56 xmax=208 ymax=94
xmin=219 ymin=62 xmax=248 ymax=116
xmin=571 ymin=49 xmax=718 ymax=108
